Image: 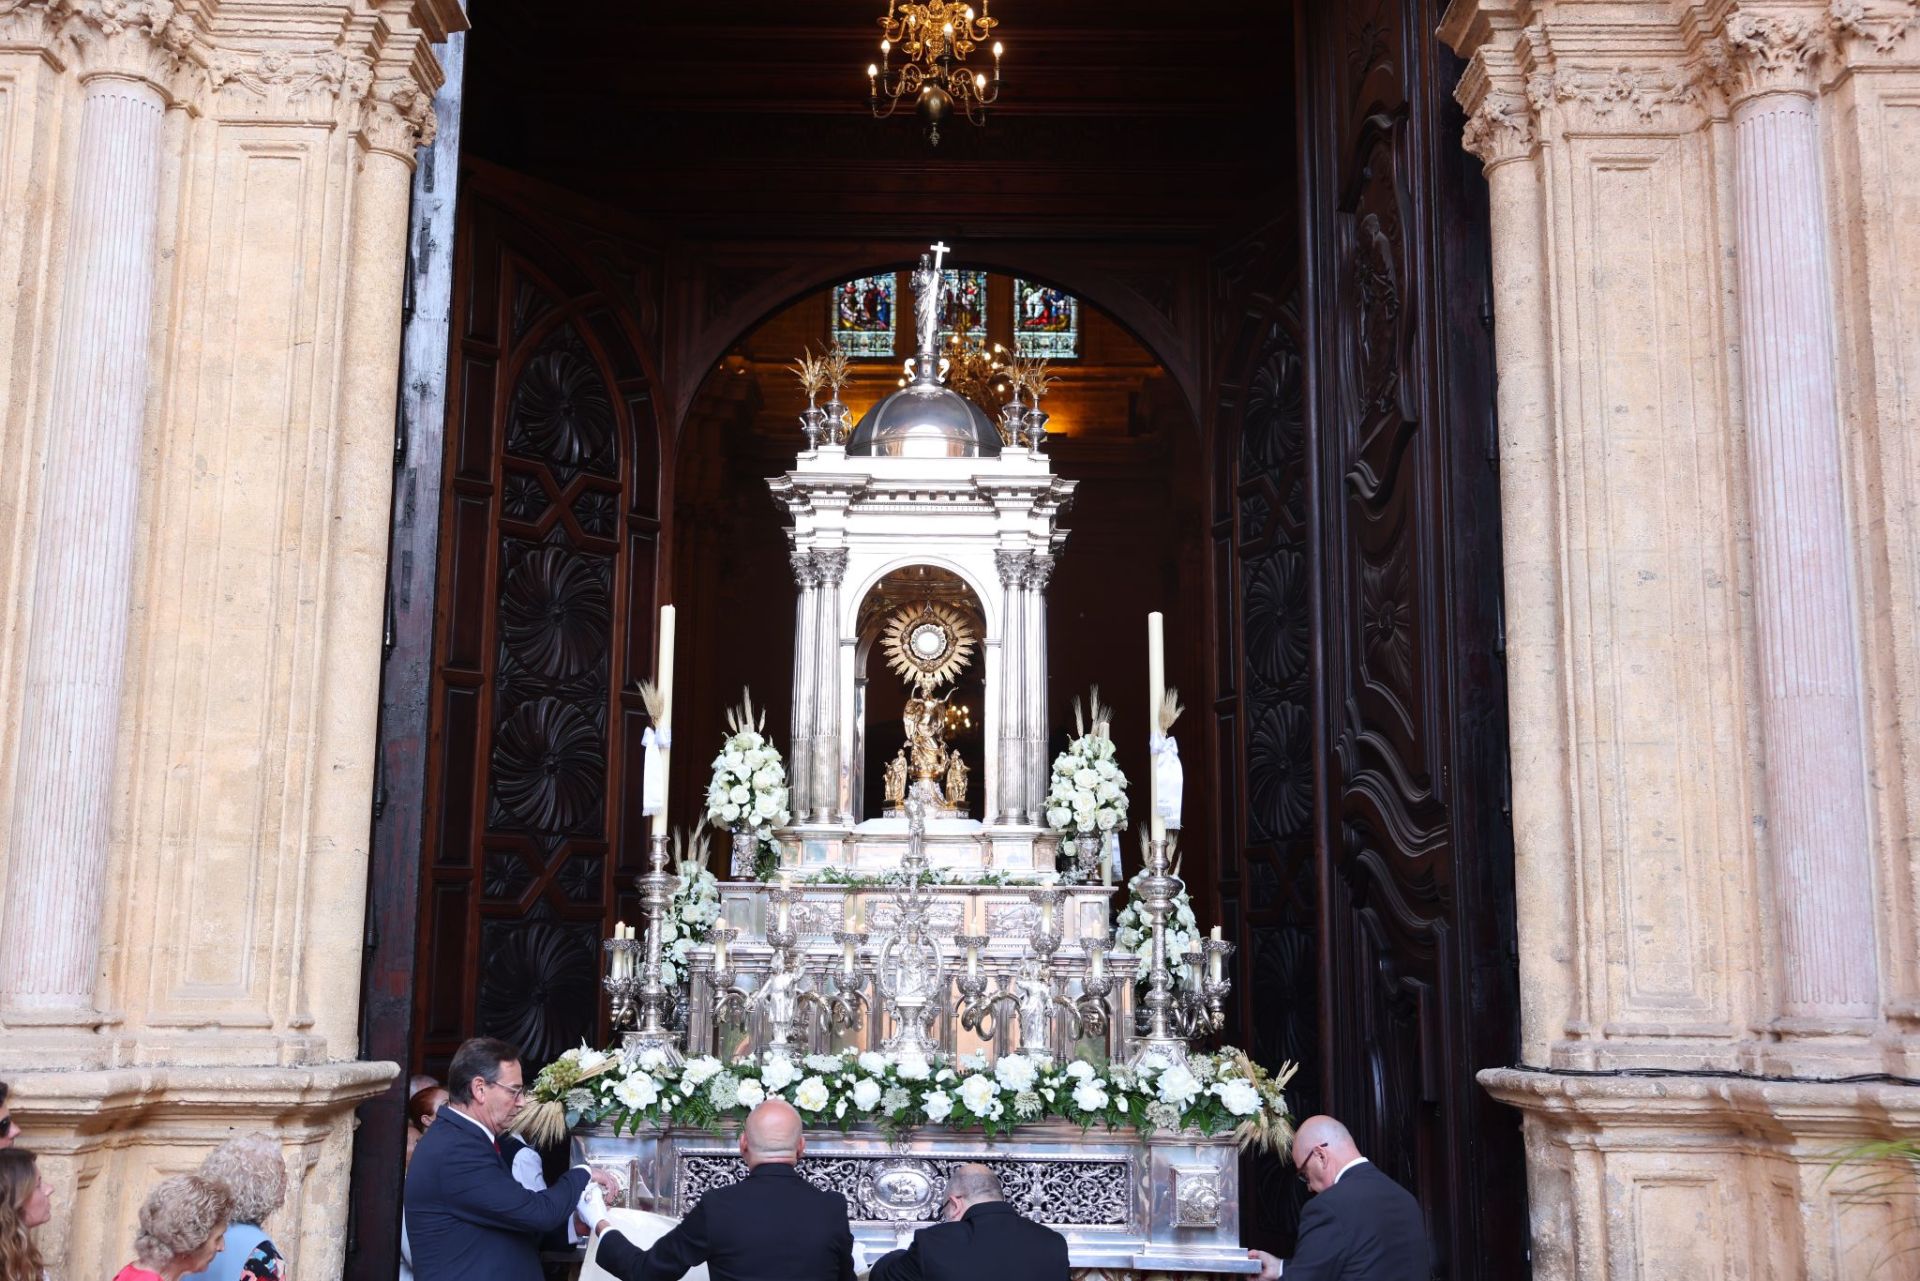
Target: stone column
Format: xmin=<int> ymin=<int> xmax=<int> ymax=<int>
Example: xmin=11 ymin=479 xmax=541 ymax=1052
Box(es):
xmin=1726 ymin=10 xmax=1879 ymax=1024
xmin=0 ymin=65 xmax=169 ymax=1018
xmin=995 ymin=550 xmax=1030 ymax=824
xmin=1459 ymin=84 xmax=1578 ymax=1064
xmin=811 ymin=548 xmax=849 ymax=823
xmin=1024 ymin=553 xmax=1056 ymax=825
xmin=789 ymin=550 xmax=819 ymax=821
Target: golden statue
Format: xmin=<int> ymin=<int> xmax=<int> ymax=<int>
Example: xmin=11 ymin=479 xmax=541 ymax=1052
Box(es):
xmin=903 ymin=691 xmax=951 ymax=782
xmin=883 ymin=751 xmax=909 ymax=807
xmin=944 ymin=751 xmax=969 ymax=808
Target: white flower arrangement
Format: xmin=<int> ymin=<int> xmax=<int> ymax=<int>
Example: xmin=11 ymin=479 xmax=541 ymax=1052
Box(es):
xmin=705 ymin=690 xmax=791 ymax=875
xmin=526 ymin=1043 xmax=1297 ymax=1151
xmin=661 ymin=853 xmax=722 ymax=988
xmin=1113 ymin=850 xmax=1201 ymax=993
xmin=1045 ymin=688 xmax=1129 ymax=840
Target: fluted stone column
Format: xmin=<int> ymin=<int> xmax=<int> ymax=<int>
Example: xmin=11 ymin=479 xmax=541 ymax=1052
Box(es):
xmin=1727 ymin=11 xmax=1879 ymax=1024
xmin=789 ymin=551 xmax=819 ymax=822
xmin=812 ymin=548 xmax=848 ymax=823
xmin=1024 ymin=553 xmax=1055 ymax=825
xmin=0 ymin=69 xmax=168 ymax=1018
xmin=996 ymin=550 xmax=1030 ymax=823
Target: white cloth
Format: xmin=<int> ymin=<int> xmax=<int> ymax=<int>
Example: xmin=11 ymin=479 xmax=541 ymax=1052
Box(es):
xmin=1332 ymin=1155 xmax=1369 ymax=1184
xmin=642 ymin=726 xmax=672 ymax=815
xmin=1149 ymin=732 xmax=1184 ymax=830
xmin=443 ymin=1104 xmax=495 ymax=1142
xmin=581 ymin=1209 xmax=711 ymax=1281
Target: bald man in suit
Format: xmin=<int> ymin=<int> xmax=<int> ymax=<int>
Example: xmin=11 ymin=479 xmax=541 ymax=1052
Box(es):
xmin=1248 ymin=1115 xmax=1429 ymax=1280
xmin=590 ymin=1099 xmax=854 ymax=1281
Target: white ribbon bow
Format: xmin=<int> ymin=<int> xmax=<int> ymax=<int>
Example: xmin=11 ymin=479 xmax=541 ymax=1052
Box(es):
xmin=642 ymin=726 xmax=673 ymax=816
xmin=1149 ymin=731 xmax=1184 ymax=830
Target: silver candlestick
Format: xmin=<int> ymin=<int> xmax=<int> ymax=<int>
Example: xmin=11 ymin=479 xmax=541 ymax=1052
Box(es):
xmin=709 ymin=926 xmax=749 ymax=1035
xmin=824 ymin=930 xmax=871 ymax=1033
xmin=874 ymin=796 xmax=947 ymax=1056
xmin=603 ymin=936 xmax=643 ymax=1031
xmin=625 ymin=833 xmax=685 ymax=1065
xmin=800 ymin=401 xmax=825 ymax=450
xmin=1129 ymin=835 xmax=1188 ymax=1065
xmin=1074 ymin=934 xmax=1116 ymax=1039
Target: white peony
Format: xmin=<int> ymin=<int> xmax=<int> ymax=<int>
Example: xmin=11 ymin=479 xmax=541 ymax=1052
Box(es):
xmin=1156 ymin=1064 xmax=1202 ymax=1109
xmin=858 ymin=1051 xmax=889 ymax=1076
xmin=793 ymin=1076 xmax=830 ymax=1112
xmin=922 ymin=1089 xmax=953 ymax=1121
xmin=613 ymin=1072 xmax=659 ymax=1111
xmin=1063 ymin=1060 xmax=1095 ymax=1081
xmin=1213 ymin=1078 xmax=1262 ymax=1117
xmin=736 ymin=1078 xmax=766 ymax=1108
xmin=682 ymin=1056 xmax=724 ymax=1087
xmin=760 ymin=1056 xmax=799 ymax=1091
xmin=993 ymin=1055 xmax=1038 ymax=1093
xmin=895 ymin=1054 xmax=932 ymax=1081
xmin=635 ymin=1047 xmax=672 ymax=1071
xmin=958 ymin=1074 xmax=1000 ymax=1116
xmin=851 ymin=1078 xmax=883 ymax=1111
xmin=1072 ymin=1080 xmax=1111 ymax=1112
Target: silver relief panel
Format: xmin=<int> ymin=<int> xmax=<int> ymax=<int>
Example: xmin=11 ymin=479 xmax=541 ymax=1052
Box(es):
xmin=677 ymin=1152 xmax=1132 ymax=1226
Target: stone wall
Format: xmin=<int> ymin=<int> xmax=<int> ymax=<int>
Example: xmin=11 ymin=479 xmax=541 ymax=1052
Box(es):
xmin=0 ymin=3 xmax=460 ymax=1278
xmin=1439 ymin=0 xmax=1920 ymax=1274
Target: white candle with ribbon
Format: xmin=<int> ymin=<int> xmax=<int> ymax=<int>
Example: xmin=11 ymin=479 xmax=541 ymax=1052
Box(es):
xmin=641 ymin=606 xmax=677 ymax=834
xmin=1147 ymin=612 xmax=1167 ymax=840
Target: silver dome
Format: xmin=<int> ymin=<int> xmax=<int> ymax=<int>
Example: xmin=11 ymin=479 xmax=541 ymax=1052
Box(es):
xmin=846 ymin=381 xmax=1003 ymax=458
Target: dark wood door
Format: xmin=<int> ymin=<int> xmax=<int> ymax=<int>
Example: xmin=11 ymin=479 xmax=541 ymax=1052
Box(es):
xmin=412 ymin=179 xmax=665 ymax=1079
xmin=1292 ymin=0 xmax=1526 ymax=1272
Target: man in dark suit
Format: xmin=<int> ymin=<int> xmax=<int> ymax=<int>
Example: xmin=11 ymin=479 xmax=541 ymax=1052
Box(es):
xmin=407 ymin=1036 xmax=619 ymax=1281
xmin=590 ymin=1098 xmax=854 ymax=1281
xmin=1248 ymin=1115 xmax=1429 ymax=1280
xmin=869 ymin=1163 xmax=1069 ymax=1281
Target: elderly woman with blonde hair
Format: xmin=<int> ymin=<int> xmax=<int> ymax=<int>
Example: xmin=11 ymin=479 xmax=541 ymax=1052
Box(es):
xmin=184 ymin=1134 xmax=290 ymax=1281
xmin=112 ymin=1175 xmax=231 ymax=1281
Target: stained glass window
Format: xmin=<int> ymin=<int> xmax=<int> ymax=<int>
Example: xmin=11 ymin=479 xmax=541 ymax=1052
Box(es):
xmin=833 ymin=274 xmax=897 ymax=358
xmin=939 ymin=269 xmax=989 ymax=340
xmin=1013 ymin=279 xmax=1080 ymax=359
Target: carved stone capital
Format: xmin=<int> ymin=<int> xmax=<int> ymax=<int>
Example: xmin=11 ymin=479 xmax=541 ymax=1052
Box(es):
xmin=1023 ymin=553 xmax=1055 ymax=592
xmin=1828 ymin=0 xmax=1919 ymax=56
xmin=994 ymin=548 xmax=1032 ymax=588
xmin=1722 ymin=7 xmax=1830 ymax=100
xmin=206 ymin=47 xmax=372 ymax=118
xmin=359 ymin=74 xmax=437 ymax=158
xmin=1460 ymin=90 xmax=1538 ymax=169
xmin=1524 ymin=64 xmax=1705 ymax=131
xmin=791 ymin=550 xmax=820 ymax=589
xmin=1 ymin=0 xmax=202 ymax=93
xmin=810 ymin=547 xmax=849 ymax=588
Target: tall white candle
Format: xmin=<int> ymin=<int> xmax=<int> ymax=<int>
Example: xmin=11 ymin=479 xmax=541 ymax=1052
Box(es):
xmin=713 ymin=930 xmax=728 ymax=973
xmin=966 ymin=941 xmax=979 ymax=979
xmin=1147 ymin=612 xmax=1167 ymax=840
xmin=1090 ymin=944 xmax=1105 ymax=981
xmin=1209 ymin=925 xmax=1223 ymax=984
xmin=654 ymin=605 xmax=676 ymax=832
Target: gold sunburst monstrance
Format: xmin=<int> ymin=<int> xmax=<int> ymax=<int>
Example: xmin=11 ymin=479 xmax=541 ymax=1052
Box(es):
xmin=882 ymin=601 xmax=977 ymax=694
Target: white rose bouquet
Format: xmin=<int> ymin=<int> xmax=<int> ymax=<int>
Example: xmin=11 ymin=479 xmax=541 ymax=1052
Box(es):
xmin=1045 ymin=689 xmax=1129 ymax=858
xmin=705 ymin=689 xmax=791 ymax=880
xmin=1113 ymin=835 xmax=1201 ymax=993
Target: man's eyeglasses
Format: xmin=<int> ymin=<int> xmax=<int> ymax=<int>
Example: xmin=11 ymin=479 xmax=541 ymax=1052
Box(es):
xmin=1294 ymin=1142 xmax=1326 ymax=1185
xmin=484 ymin=1079 xmax=527 ymax=1101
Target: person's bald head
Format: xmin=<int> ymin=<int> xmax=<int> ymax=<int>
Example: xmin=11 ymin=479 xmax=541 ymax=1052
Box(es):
xmin=1290 ymin=1115 xmax=1361 ymax=1195
xmin=940 ymin=1163 xmax=1002 ymax=1221
xmin=740 ymin=1098 xmax=804 ymax=1167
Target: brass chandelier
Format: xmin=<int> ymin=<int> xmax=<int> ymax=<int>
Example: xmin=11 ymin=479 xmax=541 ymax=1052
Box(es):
xmin=866 ymin=0 xmax=1003 ymax=144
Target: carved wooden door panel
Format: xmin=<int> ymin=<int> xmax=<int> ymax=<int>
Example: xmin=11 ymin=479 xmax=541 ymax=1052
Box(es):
xmin=413 ymin=186 xmax=663 ymax=1078
xmin=1292 ymin=0 xmax=1527 ymax=1273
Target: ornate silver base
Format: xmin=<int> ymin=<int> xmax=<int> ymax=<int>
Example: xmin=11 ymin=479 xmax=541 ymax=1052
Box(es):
xmin=576 ymin=1119 xmax=1256 ymax=1274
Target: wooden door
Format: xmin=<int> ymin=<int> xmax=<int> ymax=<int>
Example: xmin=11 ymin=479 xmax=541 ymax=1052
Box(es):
xmin=1296 ymin=0 xmax=1527 ymax=1272
xmin=412 ymin=179 xmax=665 ymax=1079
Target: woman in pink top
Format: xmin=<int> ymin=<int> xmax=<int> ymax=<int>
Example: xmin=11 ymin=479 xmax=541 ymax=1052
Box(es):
xmin=112 ymin=1176 xmax=231 ymax=1281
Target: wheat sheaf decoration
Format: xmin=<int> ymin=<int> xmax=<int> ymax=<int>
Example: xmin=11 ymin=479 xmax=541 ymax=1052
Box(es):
xmin=881 ymin=601 xmax=977 ymax=692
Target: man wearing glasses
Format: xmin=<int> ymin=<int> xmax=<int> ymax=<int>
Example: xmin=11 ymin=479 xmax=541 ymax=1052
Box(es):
xmin=408 ymin=1037 xmax=622 ymax=1281
xmin=1246 ymin=1115 xmax=1428 ymax=1280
